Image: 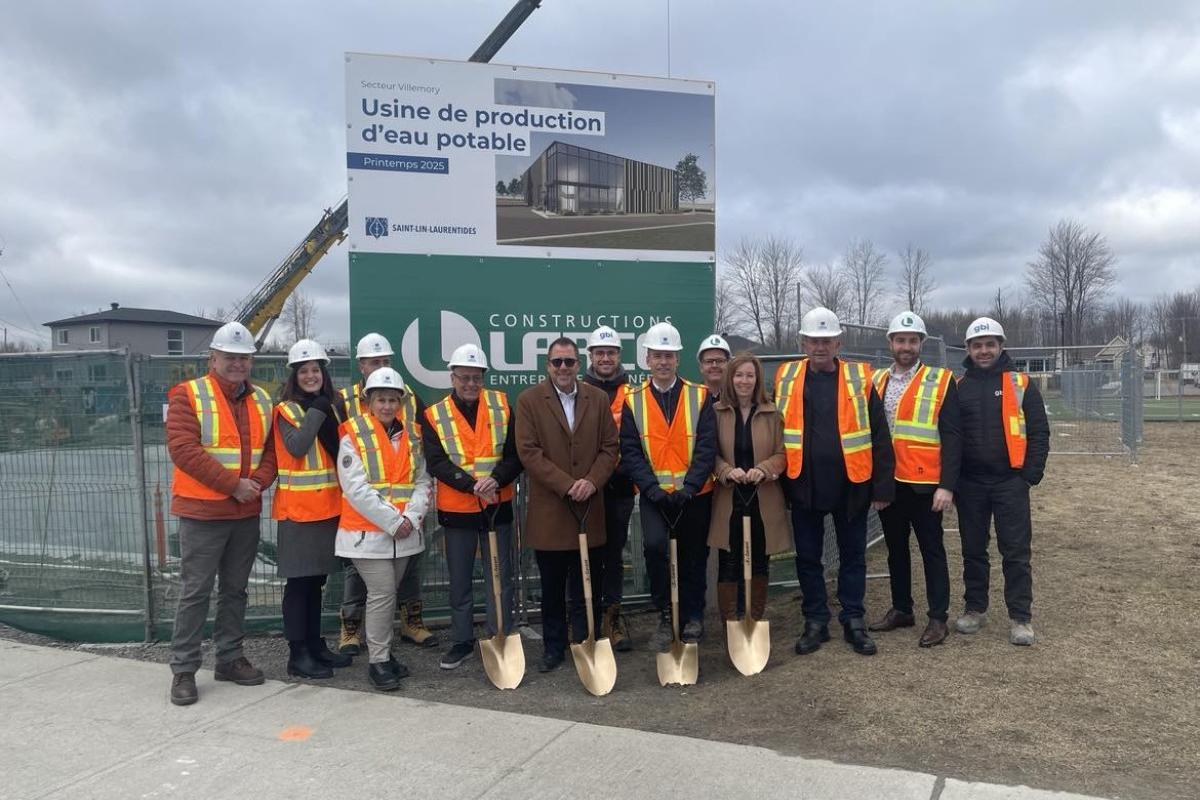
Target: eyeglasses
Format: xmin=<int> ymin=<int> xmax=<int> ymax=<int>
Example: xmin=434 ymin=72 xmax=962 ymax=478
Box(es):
xmin=549 ymin=357 xmax=578 ymax=368
xmin=451 ymin=372 xmax=484 ymax=384
xmin=700 ymin=358 xmax=728 ymax=367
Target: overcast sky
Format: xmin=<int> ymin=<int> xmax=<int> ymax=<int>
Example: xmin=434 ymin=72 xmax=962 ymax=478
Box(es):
xmin=2 ymin=1 xmax=1198 ymax=347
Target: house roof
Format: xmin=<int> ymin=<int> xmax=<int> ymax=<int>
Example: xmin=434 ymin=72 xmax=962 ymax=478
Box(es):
xmin=45 ymin=307 xmax=225 ymax=328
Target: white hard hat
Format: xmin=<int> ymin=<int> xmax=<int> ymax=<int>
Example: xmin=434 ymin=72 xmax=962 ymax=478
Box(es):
xmin=287 ymin=338 xmax=330 ymax=366
xmin=363 ymin=366 xmax=406 ymax=395
xmin=587 ymin=325 xmax=622 ymax=351
xmin=210 ymin=321 xmax=257 ymax=354
xmin=887 ymin=311 xmax=927 ymax=338
xmin=447 ymin=342 xmax=488 ymax=370
xmin=355 ymin=332 xmax=394 ymax=359
xmin=643 ymin=322 xmax=683 ymax=352
xmin=965 ymin=316 xmax=1006 ymax=343
xmin=696 ymin=333 xmax=731 ymax=359
xmin=799 ymin=307 xmax=842 ymax=338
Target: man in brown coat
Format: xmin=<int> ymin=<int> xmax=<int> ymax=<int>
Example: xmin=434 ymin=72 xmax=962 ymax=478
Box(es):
xmin=516 ymin=337 xmax=619 ymax=672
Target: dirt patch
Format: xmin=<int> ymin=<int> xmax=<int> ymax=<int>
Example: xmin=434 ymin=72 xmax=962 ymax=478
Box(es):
xmin=6 ymin=424 xmax=1198 ymax=799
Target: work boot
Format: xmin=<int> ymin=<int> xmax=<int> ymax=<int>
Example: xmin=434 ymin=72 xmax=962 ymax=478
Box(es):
xmin=309 ymin=638 xmax=352 ymax=668
xmin=368 ymin=662 xmax=402 ymax=691
xmin=650 ymin=609 xmax=674 ymax=652
xmin=681 ymin=618 xmax=704 ymax=643
xmin=955 ymin=610 xmax=988 ymax=635
xmin=214 ymin=657 xmax=265 ymax=685
xmin=749 ymin=576 xmax=769 ymax=621
xmin=918 ymin=619 xmax=949 ymax=648
xmin=338 ymin=616 xmax=363 ymax=656
xmin=287 ymin=642 xmax=333 ymax=680
xmin=869 ymin=608 xmax=916 ymax=632
xmin=1009 ymin=620 xmax=1036 ymax=646
xmin=794 ymin=621 xmax=830 ymax=655
xmin=170 ymin=672 xmax=198 ymax=706
xmin=843 ymin=618 xmax=878 ymax=656
xmin=608 ymin=604 xmax=632 ymax=652
xmin=399 ymin=602 xmax=440 ymax=648
xmin=717 ymin=582 xmax=739 ymax=622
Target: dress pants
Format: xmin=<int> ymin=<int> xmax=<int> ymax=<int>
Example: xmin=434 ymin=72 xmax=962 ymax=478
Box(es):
xmin=445 ymin=523 xmax=516 ymax=645
xmin=638 ymin=493 xmax=712 ymax=623
xmin=877 ymin=483 xmax=950 ymax=621
xmin=535 ymin=547 xmax=602 ymax=657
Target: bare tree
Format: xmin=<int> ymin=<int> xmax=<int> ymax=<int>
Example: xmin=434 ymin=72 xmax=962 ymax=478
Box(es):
xmin=721 ymin=235 xmax=804 ymax=349
xmin=799 ymin=262 xmax=850 ymax=319
xmin=895 ymin=244 xmax=937 ymax=313
xmin=281 ymin=290 xmax=317 ymax=342
xmin=840 ymin=239 xmax=889 ymax=325
xmin=713 ymin=271 xmax=738 ymax=337
xmin=1025 ymin=219 xmax=1117 ymax=348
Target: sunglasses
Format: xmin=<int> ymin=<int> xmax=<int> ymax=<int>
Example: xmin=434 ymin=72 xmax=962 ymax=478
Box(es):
xmin=549 ymin=357 xmax=578 ymax=368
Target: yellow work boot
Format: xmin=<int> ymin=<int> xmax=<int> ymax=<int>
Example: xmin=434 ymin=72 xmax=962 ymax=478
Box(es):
xmin=338 ymin=616 xmax=363 ymax=656
xmin=399 ymin=602 xmax=440 ymax=648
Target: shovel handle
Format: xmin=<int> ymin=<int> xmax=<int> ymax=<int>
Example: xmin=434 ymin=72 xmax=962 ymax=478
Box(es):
xmin=742 ymin=515 xmax=753 ymax=595
xmin=487 ymin=527 xmax=504 ymax=637
xmin=668 ymin=538 xmax=681 ymax=643
xmin=578 ymin=533 xmax=596 ymax=642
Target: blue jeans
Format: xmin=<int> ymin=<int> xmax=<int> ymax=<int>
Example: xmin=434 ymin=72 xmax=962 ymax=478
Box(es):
xmin=791 ymin=505 xmax=867 ymax=626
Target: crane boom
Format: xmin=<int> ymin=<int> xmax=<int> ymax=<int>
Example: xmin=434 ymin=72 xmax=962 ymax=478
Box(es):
xmin=235 ymin=0 xmax=544 ymax=346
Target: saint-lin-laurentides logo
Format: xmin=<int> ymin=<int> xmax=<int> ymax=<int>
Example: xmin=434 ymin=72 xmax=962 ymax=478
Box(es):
xmin=365 ymin=217 xmax=388 ymax=239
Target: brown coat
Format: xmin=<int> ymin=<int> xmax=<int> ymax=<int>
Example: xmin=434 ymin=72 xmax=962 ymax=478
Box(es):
xmin=708 ymin=400 xmax=790 ymax=554
xmin=515 ymin=380 xmax=619 ymax=550
xmin=167 ymin=369 xmax=278 ymax=520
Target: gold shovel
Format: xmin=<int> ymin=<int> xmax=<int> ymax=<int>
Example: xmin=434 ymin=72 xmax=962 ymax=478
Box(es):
xmin=726 ymin=487 xmax=770 ymax=676
xmin=656 ymin=508 xmax=698 ymax=686
xmin=478 ymin=503 xmax=524 ymax=690
xmin=567 ymin=499 xmax=617 ymax=696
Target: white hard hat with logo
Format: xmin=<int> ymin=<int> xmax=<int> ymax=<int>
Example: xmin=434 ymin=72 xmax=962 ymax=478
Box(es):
xmin=363 ymin=367 xmax=406 ymax=395
xmin=964 ymin=317 xmax=1006 ymax=343
xmin=887 ymin=311 xmax=927 ymax=338
xmin=210 ymin=321 xmax=257 ymax=354
xmin=287 ymin=338 xmax=330 ymax=366
xmin=643 ymin=322 xmax=683 ymax=352
xmin=696 ymin=333 xmax=731 ymax=359
xmin=799 ymin=307 xmax=843 ymax=338
xmin=587 ymin=325 xmax=622 ymax=351
xmin=355 ymin=332 xmax=394 ymax=359
xmin=447 ymin=343 xmax=488 ymax=370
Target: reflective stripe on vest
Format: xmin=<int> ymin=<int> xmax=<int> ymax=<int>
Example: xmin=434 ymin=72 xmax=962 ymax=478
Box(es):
xmin=874 ymin=365 xmax=950 ymax=484
xmin=774 ymin=359 xmax=874 ymax=483
xmin=424 ymin=390 xmax=514 ymax=512
xmin=173 ymin=376 xmax=272 ymax=500
xmin=272 ymin=401 xmax=339 ymax=521
xmin=338 ymin=414 xmax=415 ymax=532
xmin=625 ymin=379 xmax=712 ymax=494
xmin=1002 ymin=371 xmax=1028 ymax=469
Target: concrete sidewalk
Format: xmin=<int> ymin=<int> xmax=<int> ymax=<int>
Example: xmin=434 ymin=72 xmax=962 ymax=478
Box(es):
xmin=1 ymin=640 xmax=1107 ymax=800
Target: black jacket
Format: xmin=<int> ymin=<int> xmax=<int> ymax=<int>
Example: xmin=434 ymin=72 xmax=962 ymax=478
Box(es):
xmin=781 ymin=359 xmax=895 ymax=513
xmin=957 ymin=351 xmax=1050 ymax=485
xmin=421 ymin=391 xmax=522 ymax=528
xmin=618 ymin=379 xmax=717 ymax=502
xmin=879 ymin=365 xmax=963 ymax=494
xmin=581 ymin=367 xmax=636 ymax=497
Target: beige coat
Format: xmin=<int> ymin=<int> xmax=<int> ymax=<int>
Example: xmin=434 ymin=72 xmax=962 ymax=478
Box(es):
xmin=708 ymin=400 xmax=790 ymax=554
xmin=515 ymin=380 xmax=619 ymax=550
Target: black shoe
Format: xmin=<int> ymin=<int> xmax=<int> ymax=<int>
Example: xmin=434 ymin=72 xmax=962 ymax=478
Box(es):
xmin=287 ymin=649 xmax=334 ymax=679
xmin=385 ymin=654 xmax=411 ymax=679
xmin=681 ymin=618 xmax=704 ymax=643
xmin=170 ymin=671 xmax=198 ymax=706
xmin=794 ymin=622 xmax=830 ymax=655
xmin=368 ymin=662 xmax=402 ymax=691
xmin=439 ymin=641 xmax=474 ymax=670
xmin=539 ymin=651 xmax=565 ymax=673
xmin=309 ymin=638 xmax=352 ymax=668
xmin=843 ymin=619 xmax=878 ymax=656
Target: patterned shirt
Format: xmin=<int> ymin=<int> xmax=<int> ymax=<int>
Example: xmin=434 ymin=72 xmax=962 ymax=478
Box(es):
xmin=883 ymin=361 xmax=920 ymax=434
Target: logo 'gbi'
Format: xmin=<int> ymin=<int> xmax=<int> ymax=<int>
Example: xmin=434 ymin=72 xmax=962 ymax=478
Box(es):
xmin=401 ymin=310 xmax=483 ymax=389
xmin=365 ymin=217 xmax=388 ymax=239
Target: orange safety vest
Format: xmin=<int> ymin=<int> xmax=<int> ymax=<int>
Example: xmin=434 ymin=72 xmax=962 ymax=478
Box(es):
xmin=774 ymin=359 xmax=874 ymax=483
xmin=271 ymin=401 xmax=340 ymax=521
xmin=873 ymin=364 xmax=952 ymax=485
xmin=1001 ymin=371 xmax=1029 ymax=468
xmin=609 ymin=383 xmax=628 ymax=430
xmin=424 ymin=390 xmax=514 ymax=512
xmin=338 ymin=413 xmax=415 ymax=532
xmin=624 ymin=378 xmax=713 ymax=495
xmin=341 ymin=383 xmax=420 ymax=435
xmin=172 ymin=376 xmax=273 ymax=500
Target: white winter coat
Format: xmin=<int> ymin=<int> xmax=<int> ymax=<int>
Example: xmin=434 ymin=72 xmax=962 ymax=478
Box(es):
xmin=334 ymin=424 xmax=431 ymax=560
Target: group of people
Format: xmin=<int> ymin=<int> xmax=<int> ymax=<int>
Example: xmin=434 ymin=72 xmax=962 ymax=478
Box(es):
xmin=165 ymin=305 xmax=1049 ymax=706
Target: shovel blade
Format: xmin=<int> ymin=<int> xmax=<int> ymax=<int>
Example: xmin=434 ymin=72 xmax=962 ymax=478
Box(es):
xmin=726 ymin=618 xmax=770 ymax=676
xmin=569 ymin=638 xmax=617 ymax=696
xmin=480 ymin=633 xmax=525 ymax=690
xmin=655 ymin=641 xmax=699 ymax=686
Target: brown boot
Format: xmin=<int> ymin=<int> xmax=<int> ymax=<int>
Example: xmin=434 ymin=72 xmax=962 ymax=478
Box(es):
xmin=717 ymin=582 xmax=739 ymax=622
xmin=750 ymin=575 xmax=769 ymax=621
xmin=608 ymin=603 xmax=632 ymax=652
xmin=338 ymin=616 xmax=363 ymax=656
xmin=399 ymin=601 xmax=440 ymax=648
xmin=214 ymin=656 xmax=264 ymax=686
